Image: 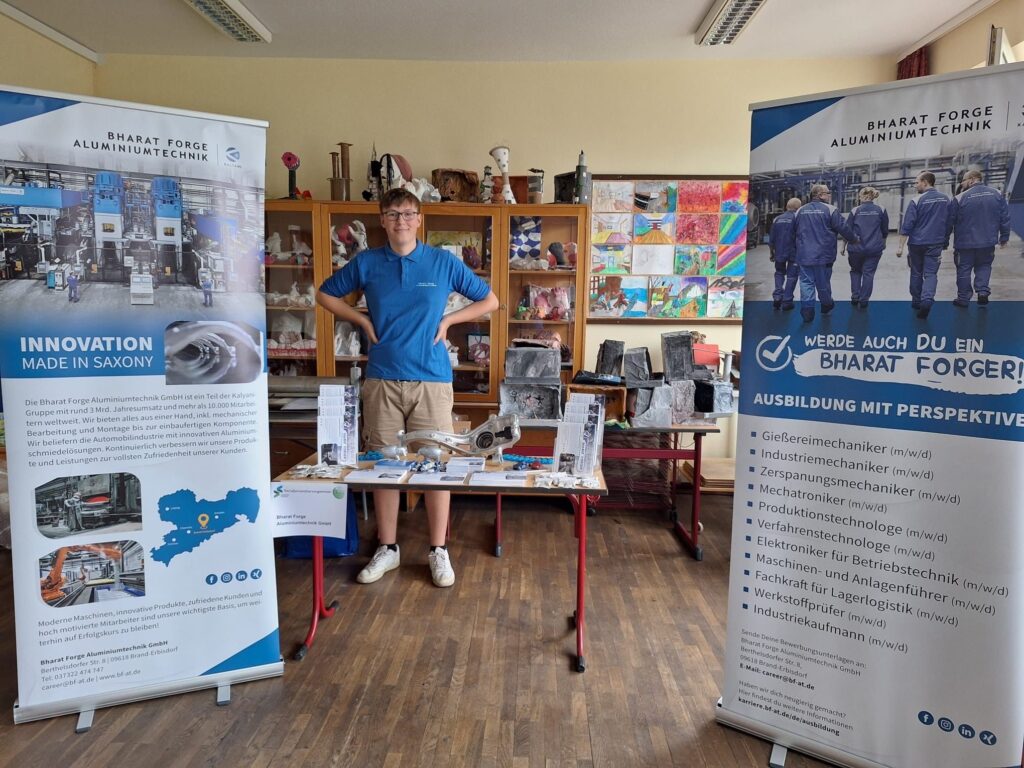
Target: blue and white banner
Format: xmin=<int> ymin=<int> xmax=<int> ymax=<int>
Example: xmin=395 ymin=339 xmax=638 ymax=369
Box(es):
xmin=0 ymin=85 xmax=280 ymax=723
xmin=720 ymin=64 xmax=1024 ymax=768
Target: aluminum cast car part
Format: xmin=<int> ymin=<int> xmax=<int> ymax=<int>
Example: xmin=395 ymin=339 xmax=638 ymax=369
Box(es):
xmin=395 ymin=414 xmax=520 ymax=459
xmin=165 ymin=321 xmax=262 ymax=384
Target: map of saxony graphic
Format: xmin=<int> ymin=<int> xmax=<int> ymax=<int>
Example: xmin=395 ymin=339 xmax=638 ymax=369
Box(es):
xmin=151 ymin=487 xmax=260 ymax=565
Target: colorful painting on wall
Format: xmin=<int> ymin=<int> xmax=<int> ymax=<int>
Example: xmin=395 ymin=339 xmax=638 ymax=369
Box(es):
xmin=674 ymin=245 xmax=717 ymax=276
xmin=591 ymin=213 xmax=633 ymax=244
xmin=721 ymin=182 xmax=747 ymax=213
xmin=677 ymin=181 xmax=721 ymax=213
xmin=707 ymin=275 xmax=744 ymax=318
xmin=717 ymin=244 xmax=746 ymax=276
xmin=588 ymin=177 xmax=748 ymax=321
xmin=676 ymin=214 xmax=719 ymax=245
xmin=633 ymin=213 xmax=675 ymax=244
xmin=634 ymin=181 xmax=676 ymax=213
xmin=591 ymin=244 xmax=631 ymax=274
xmin=591 ymin=181 xmax=634 ymax=212
xmin=588 ymin=274 xmax=648 ymax=318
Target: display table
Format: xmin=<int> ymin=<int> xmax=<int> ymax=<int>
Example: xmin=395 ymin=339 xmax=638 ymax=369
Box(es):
xmin=275 ymin=456 xmax=608 ymax=672
xmin=516 ymin=423 xmax=719 ymax=560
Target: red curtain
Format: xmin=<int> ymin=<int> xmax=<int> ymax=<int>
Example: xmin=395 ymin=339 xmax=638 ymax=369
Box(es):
xmin=897 ymin=47 xmax=929 ymax=80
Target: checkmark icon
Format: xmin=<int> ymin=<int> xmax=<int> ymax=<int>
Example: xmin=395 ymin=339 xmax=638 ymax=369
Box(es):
xmin=755 ymin=335 xmax=793 ymax=371
xmin=762 ymin=335 xmax=790 ymax=363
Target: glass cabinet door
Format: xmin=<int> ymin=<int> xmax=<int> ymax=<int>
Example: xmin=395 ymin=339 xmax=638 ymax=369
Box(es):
xmin=321 ymin=202 xmax=387 ymax=380
xmin=421 ymin=204 xmax=501 ymax=403
xmin=264 ymin=202 xmax=320 ymax=377
xmin=502 ymin=205 xmax=586 ymax=385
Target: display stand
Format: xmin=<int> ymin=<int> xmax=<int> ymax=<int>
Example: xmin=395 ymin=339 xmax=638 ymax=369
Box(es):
xmin=279 ymin=455 xmax=606 ymax=671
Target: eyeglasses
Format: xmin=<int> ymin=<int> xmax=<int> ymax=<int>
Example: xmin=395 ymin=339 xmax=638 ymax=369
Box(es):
xmin=382 ymin=210 xmax=420 ymax=222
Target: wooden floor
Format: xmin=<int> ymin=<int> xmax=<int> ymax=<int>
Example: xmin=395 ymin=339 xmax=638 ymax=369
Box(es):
xmin=0 ymin=494 xmax=831 ymax=768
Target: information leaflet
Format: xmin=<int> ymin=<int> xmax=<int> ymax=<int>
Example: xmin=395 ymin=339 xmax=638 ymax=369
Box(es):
xmin=719 ymin=64 xmax=1024 ymax=768
xmin=0 ymin=86 xmax=281 ymax=723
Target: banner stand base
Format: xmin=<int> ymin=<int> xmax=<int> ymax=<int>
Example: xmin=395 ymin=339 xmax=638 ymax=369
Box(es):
xmin=716 ymin=698 xmax=889 ymax=768
xmin=14 ymin=662 xmax=283 ymax=726
xmin=75 ymin=709 xmax=94 ymax=734
xmin=769 ymin=743 xmax=788 ymax=768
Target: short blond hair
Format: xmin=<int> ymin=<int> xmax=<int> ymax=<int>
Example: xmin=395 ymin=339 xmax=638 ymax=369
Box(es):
xmin=810 ymin=184 xmax=830 ymax=200
xmin=859 ymin=187 xmax=880 ymax=201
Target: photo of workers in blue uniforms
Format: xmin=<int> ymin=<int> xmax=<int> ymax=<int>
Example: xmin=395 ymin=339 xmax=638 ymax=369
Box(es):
xmin=896 ymin=171 xmax=950 ymax=319
xmin=948 ymin=169 xmax=1011 ymax=307
xmin=841 ymin=187 xmax=889 ymax=309
xmin=67 ymin=271 xmax=80 ymax=303
xmin=200 ymin=275 xmax=214 ymax=307
xmin=769 ymin=197 xmax=801 ymax=311
xmin=793 ymin=184 xmax=858 ymax=323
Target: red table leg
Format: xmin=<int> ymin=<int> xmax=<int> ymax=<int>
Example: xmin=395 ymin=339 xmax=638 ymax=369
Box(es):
xmin=294 ymin=536 xmax=339 ymax=661
xmin=574 ymin=494 xmax=587 ymax=672
xmin=673 ymin=432 xmax=704 ymax=561
xmin=495 ymin=492 xmax=503 ymax=557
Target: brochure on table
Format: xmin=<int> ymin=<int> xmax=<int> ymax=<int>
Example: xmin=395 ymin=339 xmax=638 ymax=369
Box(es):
xmin=719 ymin=63 xmax=1024 ymax=768
xmin=0 ymin=86 xmax=280 ymax=724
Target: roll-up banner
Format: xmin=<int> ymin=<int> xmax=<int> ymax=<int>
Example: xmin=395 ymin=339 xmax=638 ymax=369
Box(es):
xmin=720 ymin=63 xmax=1024 ymax=768
xmin=0 ymin=85 xmax=281 ymax=724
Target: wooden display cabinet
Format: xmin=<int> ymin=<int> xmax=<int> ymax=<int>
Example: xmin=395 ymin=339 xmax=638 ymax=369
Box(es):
xmin=264 ymin=200 xmax=323 ymax=378
xmin=261 ymin=201 xmax=589 ymax=410
xmin=421 ymin=203 xmax=503 ymax=404
xmin=499 ymin=204 xmax=589 ymax=386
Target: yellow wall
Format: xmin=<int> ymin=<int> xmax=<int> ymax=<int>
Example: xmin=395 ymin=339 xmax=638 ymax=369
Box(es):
xmin=0 ymin=25 xmax=898 ymax=457
xmin=93 ymin=53 xmax=892 ymax=458
xmin=929 ymin=0 xmax=1024 ymax=73
xmin=0 ymin=14 xmax=94 ymax=96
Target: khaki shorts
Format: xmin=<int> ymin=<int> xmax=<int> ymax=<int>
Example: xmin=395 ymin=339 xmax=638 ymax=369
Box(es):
xmin=362 ymin=379 xmax=454 ymax=450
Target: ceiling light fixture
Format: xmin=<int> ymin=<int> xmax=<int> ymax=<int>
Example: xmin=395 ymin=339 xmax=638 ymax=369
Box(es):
xmin=695 ymin=0 xmax=766 ymax=46
xmin=182 ymin=0 xmax=272 ymax=43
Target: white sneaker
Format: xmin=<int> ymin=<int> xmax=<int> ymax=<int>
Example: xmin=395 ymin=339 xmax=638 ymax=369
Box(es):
xmin=356 ymin=544 xmax=400 ymax=584
xmin=428 ymin=547 xmax=455 ymax=588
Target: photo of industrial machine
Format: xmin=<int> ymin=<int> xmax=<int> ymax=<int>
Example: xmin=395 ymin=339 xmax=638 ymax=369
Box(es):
xmin=0 ymin=159 xmax=264 ymax=305
xmin=38 ymin=540 xmax=145 ymax=607
xmin=35 ymin=472 xmax=143 ymax=539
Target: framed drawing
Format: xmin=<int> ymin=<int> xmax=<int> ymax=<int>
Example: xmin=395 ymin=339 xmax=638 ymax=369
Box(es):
xmin=588 ymin=175 xmax=748 ymax=323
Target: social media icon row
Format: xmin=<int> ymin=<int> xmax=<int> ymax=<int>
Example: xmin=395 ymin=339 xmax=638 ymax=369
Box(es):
xmin=205 ymin=568 xmax=263 ymax=586
xmin=918 ymin=711 xmax=995 ymax=745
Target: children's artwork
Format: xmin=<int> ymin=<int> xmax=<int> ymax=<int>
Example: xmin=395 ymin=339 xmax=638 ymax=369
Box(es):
xmin=634 ymin=181 xmax=677 ymax=213
xmin=633 ymin=213 xmax=675 ymax=244
xmin=707 ymin=276 xmax=744 ymax=318
xmin=589 ymin=275 xmax=648 ymax=318
xmin=676 ymin=214 xmax=719 ymax=244
xmin=631 ymin=244 xmax=674 ymax=275
xmin=674 ymin=245 xmax=717 ymax=276
xmin=677 ymin=181 xmax=721 ymax=213
xmin=591 ymin=213 xmax=632 ymax=244
xmin=721 ymin=181 xmax=748 ymax=213
xmin=717 ymin=244 xmax=746 ymax=275
xmin=648 ymin=276 xmax=685 ymax=318
xmin=591 ymin=181 xmax=634 ymax=212
xmin=509 ymin=216 xmax=542 ymax=259
xmin=587 ymin=176 xmax=748 ymax=321
xmin=591 ymin=244 xmax=631 ymax=274
xmin=719 ymin=213 xmax=747 ymax=245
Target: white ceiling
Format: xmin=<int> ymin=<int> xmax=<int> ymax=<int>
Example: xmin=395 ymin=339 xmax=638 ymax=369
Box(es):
xmin=3 ymin=0 xmax=1002 ymax=62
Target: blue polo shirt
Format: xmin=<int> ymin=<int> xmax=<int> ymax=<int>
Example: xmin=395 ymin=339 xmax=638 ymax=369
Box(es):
xmin=319 ymin=241 xmax=490 ymax=382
